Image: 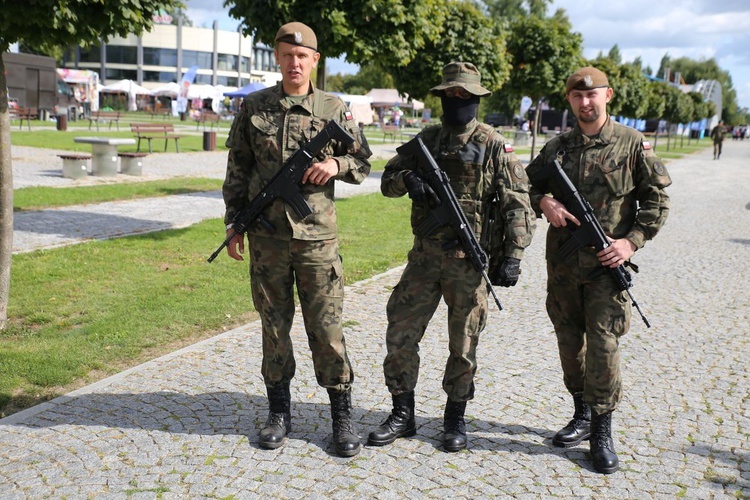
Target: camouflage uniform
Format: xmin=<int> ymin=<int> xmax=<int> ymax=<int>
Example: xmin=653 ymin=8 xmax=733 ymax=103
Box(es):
xmin=526 ymin=116 xmax=671 ymax=414
xmin=381 ymin=121 xmax=535 ymax=401
xmin=223 ymin=82 xmax=371 ymax=392
xmin=711 ymin=123 xmax=726 ymax=159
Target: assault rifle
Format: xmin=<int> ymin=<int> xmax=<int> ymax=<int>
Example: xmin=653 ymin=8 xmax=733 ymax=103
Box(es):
xmin=208 ymin=120 xmax=354 ymax=263
xmin=549 ymin=158 xmax=651 ymax=327
xmin=397 ymin=136 xmax=503 ymax=311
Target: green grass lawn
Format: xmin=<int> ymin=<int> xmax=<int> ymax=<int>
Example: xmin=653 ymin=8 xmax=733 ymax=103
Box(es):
xmin=1 ymin=192 xmax=412 ymax=417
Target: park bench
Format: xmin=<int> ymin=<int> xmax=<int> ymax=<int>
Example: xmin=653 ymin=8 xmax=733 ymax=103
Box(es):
xmin=130 ymin=123 xmax=186 ymax=153
xmin=194 ymin=111 xmax=221 ymax=131
xmin=13 ymin=107 xmax=37 ymax=130
xmin=57 ymin=153 xmax=91 ymax=179
xmin=382 ymin=124 xmax=401 ymax=142
xmin=118 ymin=152 xmax=148 ymax=176
xmin=89 ymin=110 xmax=122 ymax=131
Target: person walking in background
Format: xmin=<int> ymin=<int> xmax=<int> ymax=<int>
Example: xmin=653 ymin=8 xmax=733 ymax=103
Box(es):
xmin=711 ymin=120 xmax=726 ymax=159
xmin=368 ymin=62 xmax=535 ymax=452
xmin=221 ymin=21 xmax=371 ymax=457
xmin=525 ymin=66 xmax=672 ymax=474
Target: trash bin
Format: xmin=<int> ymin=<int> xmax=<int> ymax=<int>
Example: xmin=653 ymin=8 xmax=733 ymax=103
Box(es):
xmin=56 ymin=113 xmax=68 ymax=131
xmin=203 ymin=131 xmax=217 ymax=151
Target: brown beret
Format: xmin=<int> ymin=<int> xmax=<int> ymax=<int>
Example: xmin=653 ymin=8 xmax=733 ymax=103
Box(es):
xmin=566 ymin=66 xmax=609 ymax=93
xmin=275 ymin=22 xmax=318 ymax=52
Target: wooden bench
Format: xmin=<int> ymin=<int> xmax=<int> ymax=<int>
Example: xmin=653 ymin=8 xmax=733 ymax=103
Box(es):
xmin=130 ymin=123 xmax=186 ymax=153
xmin=195 ymin=111 xmax=221 ymax=130
xmin=58 ymin=153 xmax=91 ymax=179
xmin=382 ymin=124 xmax=401 ymax=142
xmin=89 ymin=111 xmax=122 ymax=131
xmin=118 ymin=152 xmax=148 ymax=176
xmin=13 ymin=107 xmax=37 ymax=131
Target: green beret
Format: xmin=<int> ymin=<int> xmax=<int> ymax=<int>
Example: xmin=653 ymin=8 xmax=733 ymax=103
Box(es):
xmin=275 ymin=22 xmax=318 ymax=52
xmin=430 ymin=61 xmax=491 ymax=97
xmin=566 ymin=66 xmax=609 ymax=93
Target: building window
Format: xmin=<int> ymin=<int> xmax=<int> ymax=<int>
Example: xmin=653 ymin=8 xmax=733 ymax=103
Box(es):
xmin=106 ymin=46 xmax=137 ymax=65
xmin=143 ymin=70 xmax=177 ymax=82
xmin=143 ymin=47 xmax=178 ymax=67
xmin=217 ymin=76 xmax=238 ymax=87
xmin=106 ymin=68 xmax=138 ymax=81
xmin=217 ymin=54 xmax=237 ymax=71
xmin=183 ymin=50 xmax=213 ymax=70
xmin=79 ymin=45 xmax=101 ymax=63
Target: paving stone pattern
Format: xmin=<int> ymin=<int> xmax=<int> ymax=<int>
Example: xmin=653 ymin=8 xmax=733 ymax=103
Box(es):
xmin=1 ymin=140 xmax=748 ymax=498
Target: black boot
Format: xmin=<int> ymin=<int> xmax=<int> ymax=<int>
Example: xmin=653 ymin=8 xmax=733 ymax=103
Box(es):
xmin=329 ymin=389 xmax=361 ymax=457
xmin=367 ymin=391 xmax=417 ymax=446
xmin=443 ymin=399 xmax=467 ymax=452
xmin=590 ymin=411 xmax=619 ymax=474
xmin=259 ymin=384 xmax=291 ymax=450
xmin=552 ymin=393 xmax=591 ymax=448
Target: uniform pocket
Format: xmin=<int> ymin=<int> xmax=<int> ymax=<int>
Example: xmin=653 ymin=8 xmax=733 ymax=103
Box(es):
xmin=599 ymin=154 xmax=633 ymax=197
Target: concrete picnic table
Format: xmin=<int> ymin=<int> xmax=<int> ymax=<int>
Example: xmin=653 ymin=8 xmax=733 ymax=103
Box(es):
xmin=73 ymin=136 xmax=136 ymax=177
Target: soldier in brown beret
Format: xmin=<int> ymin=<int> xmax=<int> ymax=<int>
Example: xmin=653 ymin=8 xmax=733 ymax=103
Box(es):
xmin=221 ymin=21 xmax=371 ymax=457
xmin=525 ymin=66 xmax=672 ymax=473
xmin=368 ymin=62 xmax=535 ymax=452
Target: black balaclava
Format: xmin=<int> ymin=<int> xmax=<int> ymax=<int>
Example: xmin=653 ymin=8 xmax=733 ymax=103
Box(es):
xmin=441 ymin=95 xmax=480 ymax=126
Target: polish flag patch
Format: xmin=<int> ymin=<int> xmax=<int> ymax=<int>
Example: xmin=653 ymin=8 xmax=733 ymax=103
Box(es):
xmin=503 ymin=143 xmax=514 ymax=153
xmin=344 ymin=111 xmax=353 ymax=121
xmin=642 ymin=140 xmax=652 ymax=150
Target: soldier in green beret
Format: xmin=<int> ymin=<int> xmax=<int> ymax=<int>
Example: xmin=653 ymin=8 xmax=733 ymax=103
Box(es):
xmin=220 ymin=21 xmax=371 ymax=457
xmin=368 ymin=62 xmax=535 ymax=452
xmin=525 ymin=66 xmax=672 ymax=473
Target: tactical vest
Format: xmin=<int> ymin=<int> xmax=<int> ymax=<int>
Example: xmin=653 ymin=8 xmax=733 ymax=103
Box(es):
xmin=417 ymin=124 xmax=496 ymax=241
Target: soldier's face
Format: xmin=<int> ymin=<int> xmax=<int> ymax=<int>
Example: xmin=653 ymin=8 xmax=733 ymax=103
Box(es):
xmin=566 ymin=87 xmax=613 ymax=124
xmin=275 ymin=42 xmax=320 ymax=94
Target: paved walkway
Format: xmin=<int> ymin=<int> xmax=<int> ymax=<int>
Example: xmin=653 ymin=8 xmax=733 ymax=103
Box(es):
xmin=1 ymin=140 xmax=749 ymax=498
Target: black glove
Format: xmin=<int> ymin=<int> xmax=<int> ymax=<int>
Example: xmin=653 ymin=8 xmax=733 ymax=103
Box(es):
xmin=489 ymin=257 xmax=521 ymax=287
xmin=403 ymin=171 xmax=439 ymax=204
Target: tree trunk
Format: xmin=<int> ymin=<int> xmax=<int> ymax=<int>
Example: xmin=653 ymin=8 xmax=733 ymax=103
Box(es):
xmin=316 ymin=56 xmax=327 ymax=91
xmin=529 ymin=99 xmax=542 ymax=160
xmin=0 ymin=54 xmax=14 ymax=330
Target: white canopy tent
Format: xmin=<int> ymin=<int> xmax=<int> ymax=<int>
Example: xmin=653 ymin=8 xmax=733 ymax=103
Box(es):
xmin=333 ymin=93 xmax=374 ymax=126
xmin=365 ymin=88 xmax=424 ymax=110
xmin=100 ymin=79 xmax=151 ymax=111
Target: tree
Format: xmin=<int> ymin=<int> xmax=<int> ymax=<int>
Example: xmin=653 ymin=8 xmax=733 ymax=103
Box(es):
xmin=482 ymin=0 xmax=552 ymax=19
xmin=0 ymin=0 xmax=182 ymax=330
xmin=383 ymin=0 xmax=511 ymax=100
xmin=226 ymin=0 xmax=447 ymax=90
xmin=588 ymin=57 xmax=649 ymax=120
xmin=504 ymin=13 xmax=584 ymax=158
xmin=661 ymin=84 xmax=693 ymax=151
xmin=687 ymin=91 xmax=709 ymax=142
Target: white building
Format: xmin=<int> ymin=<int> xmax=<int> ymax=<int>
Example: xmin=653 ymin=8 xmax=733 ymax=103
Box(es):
xmin=63 ymin=16 xmax=282 ymax=91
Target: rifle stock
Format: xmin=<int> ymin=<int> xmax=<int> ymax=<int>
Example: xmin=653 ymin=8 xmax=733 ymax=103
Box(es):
xmin=549 ymin=158 xmax=651 ymax=328
xmin=397 ymin=137 xmax=503 ymax=311
xmin=208 ymin=120 xmax=355 ymax=263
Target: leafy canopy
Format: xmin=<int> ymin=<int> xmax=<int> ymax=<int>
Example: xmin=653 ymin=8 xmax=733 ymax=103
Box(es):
xmin=0 ymin=0 xmax=183 ymax=52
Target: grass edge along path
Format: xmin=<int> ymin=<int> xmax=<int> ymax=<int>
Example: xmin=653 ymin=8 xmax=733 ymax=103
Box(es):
xmin=1 ymin=193 xmax=412 ymax=418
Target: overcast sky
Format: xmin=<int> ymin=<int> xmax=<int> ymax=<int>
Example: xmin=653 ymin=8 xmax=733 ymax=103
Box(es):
xmin=184 ymin=0 xmax=750 ymax=110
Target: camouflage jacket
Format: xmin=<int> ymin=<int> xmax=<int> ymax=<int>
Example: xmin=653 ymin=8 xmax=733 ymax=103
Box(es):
xmin=381 ymin=119 xmax=535 ymax=261
xmin=526 ymin=116 xmax=672 ymax=264
xmin=222 ymin=82 xmax=372 ymax=240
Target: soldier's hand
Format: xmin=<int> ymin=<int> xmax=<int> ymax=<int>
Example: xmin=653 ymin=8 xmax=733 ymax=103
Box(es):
xmin=403 ymin=171 xmax=439 ymax=204
xmin=489 ymin=257 xmax=521 ymax=287
xmin=226 ymin=230 xmax=245 ymax=261
xmin=540 ymin=196 xmax=580 ymax=228
xmin=302 ymin=158 xmax=339 ymax=185
xmin=597 ymin=237 xmax=636 ymax=268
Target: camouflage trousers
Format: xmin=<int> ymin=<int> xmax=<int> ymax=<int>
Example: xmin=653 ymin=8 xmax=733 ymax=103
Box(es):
xmin=383 ymin=237 xmax=488 ymax=402
xmin=248 ymin=234 xmax=353 ymax=392
xmin=545 ymin=254 xmax=632 ymax=414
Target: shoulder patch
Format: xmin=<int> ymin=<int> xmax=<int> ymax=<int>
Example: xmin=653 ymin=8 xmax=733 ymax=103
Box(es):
xmin=642 ymin=140 xmax=652 ymax=150
xmin=503 ymin=143 xmax=514 ymax=153
xmin=344 ymin=110 xmax=353 ymax=121
xmin=513 ymin=163 xmax=525 ymax=179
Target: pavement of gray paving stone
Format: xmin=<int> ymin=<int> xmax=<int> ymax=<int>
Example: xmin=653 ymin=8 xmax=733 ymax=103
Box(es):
xmin=1 ymin=139 xmax=749 ymax=498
